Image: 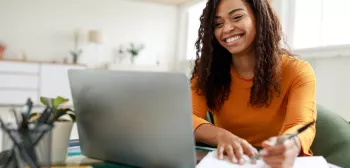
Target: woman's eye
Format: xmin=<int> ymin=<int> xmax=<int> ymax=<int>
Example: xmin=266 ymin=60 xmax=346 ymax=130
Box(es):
xmin=215 ymin=23 xmax=223 ymax=27
xmin=232 ymin=15 xmax=243 ymax=20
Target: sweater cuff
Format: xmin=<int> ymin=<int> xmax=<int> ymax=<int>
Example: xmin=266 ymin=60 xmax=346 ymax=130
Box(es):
xmin=192 ymin=114 xmax=211 ymax=132
xmin=282 ymin=126 xmax=315 ymax=156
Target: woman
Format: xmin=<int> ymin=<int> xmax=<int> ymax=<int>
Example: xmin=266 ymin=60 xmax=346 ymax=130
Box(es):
xmin=191 ymin=0 xmax=316 ymax=167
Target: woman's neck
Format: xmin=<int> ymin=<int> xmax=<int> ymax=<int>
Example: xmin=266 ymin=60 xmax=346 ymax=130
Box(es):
xmin=232 ymin=51 xmax=255 ymax=79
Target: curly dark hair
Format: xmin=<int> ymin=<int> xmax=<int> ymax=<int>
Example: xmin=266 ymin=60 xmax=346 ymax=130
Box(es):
xmin=191 ymin=0 xmax=292 ymax=111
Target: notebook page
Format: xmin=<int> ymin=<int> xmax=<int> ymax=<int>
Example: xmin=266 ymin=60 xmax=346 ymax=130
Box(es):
xmin=197 ymin=151 xmax=329 ymax=168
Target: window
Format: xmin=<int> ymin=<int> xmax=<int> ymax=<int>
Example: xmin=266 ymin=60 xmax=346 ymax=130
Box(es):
xmin=293 ymin=0 xmax=350 ymax=49
xmin=186 ymin=1 xmax=206 ymax=60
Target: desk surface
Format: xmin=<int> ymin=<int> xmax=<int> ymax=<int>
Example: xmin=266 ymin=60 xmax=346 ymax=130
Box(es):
xmin=65 ymin=146 xmax=341 ymax=168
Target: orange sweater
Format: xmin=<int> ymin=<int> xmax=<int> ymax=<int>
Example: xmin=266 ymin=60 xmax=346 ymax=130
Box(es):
xmin=192 ymin=55 xmax=316 ymax=156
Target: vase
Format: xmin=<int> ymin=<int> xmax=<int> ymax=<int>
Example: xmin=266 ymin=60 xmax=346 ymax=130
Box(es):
xmin=72 ymin=55 xmax=78 ymax=64
xmin=130 ymin=56 xmax=135 ymax=64
xmin=70 ymin=49 xmax=82 ymax=64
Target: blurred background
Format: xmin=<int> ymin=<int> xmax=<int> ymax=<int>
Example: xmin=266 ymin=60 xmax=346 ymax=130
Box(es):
xmin=0 ymin=0 xmax=349 ymax=146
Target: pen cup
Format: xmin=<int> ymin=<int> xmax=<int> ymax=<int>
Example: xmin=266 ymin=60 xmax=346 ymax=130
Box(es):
xmin=0 ymin=112 xmax=53 ymax=167
xmin=32 ymin=124 xmax=53 ymax=166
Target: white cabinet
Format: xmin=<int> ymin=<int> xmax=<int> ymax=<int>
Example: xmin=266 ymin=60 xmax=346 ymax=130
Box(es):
xmin=0 ymin=60 xmax=86 ymax=106
xmin=0 ymin=61 xmax=40 ymax=105
xmin=0 ymin=74 xmax=39 ymax=89
xmin=0 ymin=61 xmax=39 ymax=73
xmin=39 ymin=64 xmax=85 ymax=103
xmin=0 ymin=90 xmax=38 ymax=105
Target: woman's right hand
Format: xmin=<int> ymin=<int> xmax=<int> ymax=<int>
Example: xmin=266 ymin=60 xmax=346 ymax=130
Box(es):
xmin=216 ymin=130 xmax=258 ymax=164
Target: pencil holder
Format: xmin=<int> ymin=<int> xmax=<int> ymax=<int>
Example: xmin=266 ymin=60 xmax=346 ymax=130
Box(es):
xmin=0 ymin=110 xmax=54 ymax=168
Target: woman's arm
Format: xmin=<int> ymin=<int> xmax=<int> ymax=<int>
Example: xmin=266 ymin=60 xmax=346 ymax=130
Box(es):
xmin=191 ymin=85 xmax=258 ymax=162
xmin=279 ymin=61 xmax=317 ymax=156
xmin=191 ymin=81 xmax=228 ymax=145
xmin=195 ymin=122 xmax=232 ymax=146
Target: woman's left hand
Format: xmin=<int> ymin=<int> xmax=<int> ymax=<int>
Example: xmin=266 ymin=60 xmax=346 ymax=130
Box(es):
xmin=260 ymin=135 xmax=301 ymax=168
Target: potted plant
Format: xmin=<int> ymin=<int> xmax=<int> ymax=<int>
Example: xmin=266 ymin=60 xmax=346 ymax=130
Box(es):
xmin=0 ymin=42 xmax=6 ymax=60
xmin=29 ymin=96 xmax=76 ymax=164
xmin=127 ymin=43 xmax=144 ymax=64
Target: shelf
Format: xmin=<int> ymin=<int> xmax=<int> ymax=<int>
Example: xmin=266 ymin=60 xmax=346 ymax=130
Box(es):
xmin=108 ymin=64 xmax=168 ymax=72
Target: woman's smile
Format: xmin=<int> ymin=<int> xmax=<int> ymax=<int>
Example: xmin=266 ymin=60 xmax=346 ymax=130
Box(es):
xmin=223 ymin=33 xmax=245 ymax=47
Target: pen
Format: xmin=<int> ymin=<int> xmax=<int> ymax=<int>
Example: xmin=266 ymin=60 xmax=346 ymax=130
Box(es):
xmin=21 ymin=98 xmax=33 ymax=118
xmin=250 ymin=121 xmax=315 ymax=162
xmin=37 ymin=107 xmax=52 ymax=124
xmin=25 ymin=98 xmax=33 ymax=117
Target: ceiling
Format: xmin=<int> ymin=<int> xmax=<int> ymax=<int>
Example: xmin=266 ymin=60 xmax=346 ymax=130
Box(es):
xmin=141 ymin=0 xmax=193 ymax=5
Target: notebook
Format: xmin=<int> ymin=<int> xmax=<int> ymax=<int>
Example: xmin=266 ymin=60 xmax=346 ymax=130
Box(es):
xmin=196 ymin=151 xmax=329 ymax=168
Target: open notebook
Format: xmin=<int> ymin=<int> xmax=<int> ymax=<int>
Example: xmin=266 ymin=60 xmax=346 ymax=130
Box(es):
xmin=197 ymin=151 xmax=329 ymax=168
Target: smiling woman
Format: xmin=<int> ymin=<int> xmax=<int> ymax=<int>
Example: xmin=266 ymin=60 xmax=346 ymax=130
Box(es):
xmin=191 ymin=0 xmax=317 ymax=168
xmin=213 ymin=4 xmax=256 ymax=55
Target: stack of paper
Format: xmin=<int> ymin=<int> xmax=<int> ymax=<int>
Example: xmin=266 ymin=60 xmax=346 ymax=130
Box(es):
xmin=197 ymin=151 xmax=329 ymax=168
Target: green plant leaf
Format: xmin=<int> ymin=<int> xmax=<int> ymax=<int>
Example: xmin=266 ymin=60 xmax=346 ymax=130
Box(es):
xmin=40 ymin=97 xmax=51 ymax=106
xmin=53 ymin=96 xmax=69 ymax=109
xmin=66 ymin=110 xmax=76 ymax=122
xmin=68 ymin=113 xmax=76 ymax=122
xmin=57 ymin=108 xmax=76 ymax=122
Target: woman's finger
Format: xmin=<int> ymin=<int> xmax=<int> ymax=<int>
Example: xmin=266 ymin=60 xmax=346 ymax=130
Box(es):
xmin=225 ymin=145 xmax=237 ymax=163
xmin=262 ymin=144 xmax=286 ymax=156
xmin=263 ymin=148 xmax=295 ymax=168
xmin=240 ymin=139 xmax=258 ymax=157
xmin=263 ymin=137 xmax=295 ymax=156
xmin=263 ymin=155 xmax=284 ymax=168
xmin=232 ymin=141 xmax=244 ymax=164
xmin=262 ymin=137 xmax=278 ymax=148
xmin=217 ymin=144 xmax=225 ymax=160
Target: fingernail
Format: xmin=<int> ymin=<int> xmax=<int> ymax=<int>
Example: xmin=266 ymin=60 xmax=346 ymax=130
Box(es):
xmin=219 ymin=155 xmax=223 ymax=160
xmin=260 ymin=149 xmax=268 ymax=156
xmin=239 ymin=158 xmax=245 ymax=165
xmin=232 ymin=158 xmax=237 ymax=163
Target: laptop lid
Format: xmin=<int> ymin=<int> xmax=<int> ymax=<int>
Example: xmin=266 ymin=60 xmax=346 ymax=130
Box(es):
xmin=68 ymin=69 xmax=196 ymax=168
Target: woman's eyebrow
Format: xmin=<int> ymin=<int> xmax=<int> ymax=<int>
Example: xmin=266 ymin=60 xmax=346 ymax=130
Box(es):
xmin=228 ymin=8 xmax=244 ymax=15
xmin=215 ymin=8 xmax=244 ymax=18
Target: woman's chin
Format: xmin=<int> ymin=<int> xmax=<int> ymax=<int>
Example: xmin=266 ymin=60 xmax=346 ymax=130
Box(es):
xmin=228 ymin=47 xmax=246 ymax=55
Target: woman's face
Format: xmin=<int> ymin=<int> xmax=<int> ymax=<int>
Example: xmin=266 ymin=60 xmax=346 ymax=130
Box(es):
xmin=214 ymin=0 xmax=256 ymax=55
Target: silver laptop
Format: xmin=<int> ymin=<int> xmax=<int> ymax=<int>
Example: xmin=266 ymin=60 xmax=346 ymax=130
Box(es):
xmin=68 ymin=69 xmax=196 ymax=168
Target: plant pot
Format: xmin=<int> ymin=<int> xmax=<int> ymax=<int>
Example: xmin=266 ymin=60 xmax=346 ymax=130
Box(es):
xmin=49 ymin=121 xmax=74 ymax=164
xmin=0 ymin=44 xmax=5 ymax=60
xmin=0 ymin=50 xmax=4 ymax=60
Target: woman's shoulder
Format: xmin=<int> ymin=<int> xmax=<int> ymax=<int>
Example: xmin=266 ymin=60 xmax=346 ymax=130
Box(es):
xmin=281 ymin=54 xmax=314 ymax=76
xmin=280 ymin=54 xmax=316 ymax=85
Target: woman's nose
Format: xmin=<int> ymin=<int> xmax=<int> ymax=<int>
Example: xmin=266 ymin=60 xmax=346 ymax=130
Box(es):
xmin=223 ymin=23 xmax=234 ymax=34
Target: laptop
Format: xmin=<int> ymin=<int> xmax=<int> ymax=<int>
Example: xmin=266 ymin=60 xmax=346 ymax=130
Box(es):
xmin=68 ymin=69 xmax=196 ymax=168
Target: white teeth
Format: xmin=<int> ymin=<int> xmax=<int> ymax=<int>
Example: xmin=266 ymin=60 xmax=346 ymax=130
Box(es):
xmin=226 ymin=35 xmax=241 ymax=43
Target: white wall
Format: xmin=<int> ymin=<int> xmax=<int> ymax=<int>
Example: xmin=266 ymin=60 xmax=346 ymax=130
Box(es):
xmin=273 ymin=0 xmax=350 ymax=121
xmin=0 ymin=0 xmax=178 ymax=70
xmin=174 ymin=0 xmax=202 ymax=74
xmin=304 ymin=56 xmax=350 ymax=121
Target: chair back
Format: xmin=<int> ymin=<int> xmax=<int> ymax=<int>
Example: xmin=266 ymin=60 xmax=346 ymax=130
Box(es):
xmin=310 ymin=105 xmax=350 ymax=167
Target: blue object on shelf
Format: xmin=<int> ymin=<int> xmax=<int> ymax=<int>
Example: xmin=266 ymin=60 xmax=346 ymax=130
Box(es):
xmin=68 ymin=146 xmax=81 ymax=156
